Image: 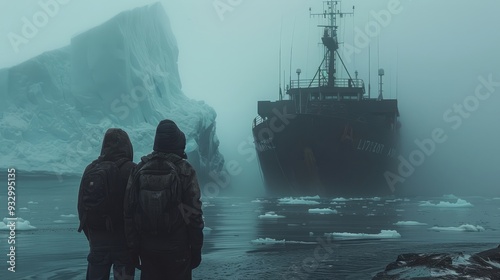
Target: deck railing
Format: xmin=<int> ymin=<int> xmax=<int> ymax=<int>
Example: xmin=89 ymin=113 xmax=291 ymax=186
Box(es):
xmin=289 ymin=78 xmax=364 ymax=89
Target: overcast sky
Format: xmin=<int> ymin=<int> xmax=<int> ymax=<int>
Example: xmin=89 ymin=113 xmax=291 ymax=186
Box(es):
xmin=1 ymin=0 xmax=499 ymax=195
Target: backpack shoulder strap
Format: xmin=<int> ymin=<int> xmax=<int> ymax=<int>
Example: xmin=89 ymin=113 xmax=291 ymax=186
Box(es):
xmin=115 ymin=158 xmax=129 ymax=168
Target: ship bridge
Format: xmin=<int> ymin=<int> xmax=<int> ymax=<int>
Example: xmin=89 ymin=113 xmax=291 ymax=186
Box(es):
xmin=287 ymin=77 xmax=365 ymax=101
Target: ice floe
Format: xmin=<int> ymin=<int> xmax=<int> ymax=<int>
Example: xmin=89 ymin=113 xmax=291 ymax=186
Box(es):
xmin=258 ymin=211 xmax=286 ymax=219
xmin=324 ymin=230 xmax=401 ymax=239
xmin=308 ymin=208 xmax=338 ymax=214
xmin=250 ymin=238 xmax=316 ymax=245
xmin=429 ymin=224 xmax=485 ymax=232
xmin=419 ymin=198 xmax=473 ymax=208
xmin=60 ymin=214 xmax=77 ymax=218
xmin=278 ymin=197 xmax=320 ymax=205
xmin=394 ymin=221 xmax=428 ymax=226
xmin=0 ymin=217 xmax=36 ymax=230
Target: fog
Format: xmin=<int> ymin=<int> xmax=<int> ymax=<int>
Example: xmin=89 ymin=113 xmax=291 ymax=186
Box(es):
xmin=1 ymin=0 xmax=499 ymax=196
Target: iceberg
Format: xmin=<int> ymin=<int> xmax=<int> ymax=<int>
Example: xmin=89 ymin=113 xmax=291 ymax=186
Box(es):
xmin=0 ymin=3 xmax=224 ymax=182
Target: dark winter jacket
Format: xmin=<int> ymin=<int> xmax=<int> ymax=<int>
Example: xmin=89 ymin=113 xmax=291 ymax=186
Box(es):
xmin=123 ymin=151 xmax=204 ymax=253
xmin=77 ymin=128 xmax=136 ymax=250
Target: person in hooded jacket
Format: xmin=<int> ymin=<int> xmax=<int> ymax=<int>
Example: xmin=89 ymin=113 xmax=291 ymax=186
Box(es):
xmin=78 ymin=128 xmax=137 ymax=280
xmin=124 ymin=119 xmax=204 ymax=280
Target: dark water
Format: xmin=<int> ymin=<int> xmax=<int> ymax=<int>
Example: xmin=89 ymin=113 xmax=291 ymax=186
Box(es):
xmin=0 ymin=176 xmax=498 ymax=279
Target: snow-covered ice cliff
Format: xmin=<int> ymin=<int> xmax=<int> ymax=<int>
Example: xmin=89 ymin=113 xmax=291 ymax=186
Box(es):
xmin=0 ymin=3 xmax=224 ymax=181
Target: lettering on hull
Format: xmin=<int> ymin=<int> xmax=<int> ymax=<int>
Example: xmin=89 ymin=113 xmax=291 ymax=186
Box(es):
xmin=256 ymin=139 xmax=275 ymax=152
xmin=356 ymin=139 xmax=396 ymax=157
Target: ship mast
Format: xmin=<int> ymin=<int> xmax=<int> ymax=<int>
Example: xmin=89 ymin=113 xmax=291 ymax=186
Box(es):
xmin=310 ymin=1 xmax=354 ymax=87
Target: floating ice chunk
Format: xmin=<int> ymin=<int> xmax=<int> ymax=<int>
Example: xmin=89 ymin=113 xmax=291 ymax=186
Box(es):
xmin=442 ymin=194 xmax=459 ymax=200
xmin=251 ymin=238 xmax=285 ymax=244
xmin=394 ymin=221 xmax=427 ymax=226
xmin=0 ymin=217 xmax=36 ymax=230
xmin=386 ymin=198 xmax=403 ymax=203
xmin=300 ymin=195 xmax=320 ymax=200
xmin=285 ymin=240 xmax=317 ymax=244
xmin=60 ymin=214 xmax=77 ymax=218
xmin=308 ymin=208 xmax=338 ymax=214
xmin=278 ymin=197 xmax=320 ymax=205
xmin=252 ymin=199 xmax=270 ymax=203
xmin=324 ymin=230 xmax=401 ymax=239
xmin=419 ymin=199 xmax=473 ymax=208
xmin=251 ymin=238 xmax=316 ymax=245
xmin=28 ymin=201 xmax=38 ymax=204
xmin=330 ymin=197 xmax=368 ymax=202
xmin=429 ymin=224 xmax=485 ymax=232
xmin=258 ymin=211 xmax=285 ymax=219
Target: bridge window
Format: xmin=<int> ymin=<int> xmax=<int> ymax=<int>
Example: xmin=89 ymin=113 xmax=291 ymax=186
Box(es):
xmin=309 ymin=93 xmax=320 ymax=100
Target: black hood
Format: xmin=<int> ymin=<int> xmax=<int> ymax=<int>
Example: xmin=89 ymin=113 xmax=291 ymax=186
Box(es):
xmin=153 ymin=119 xmax=187 ymax=159
xmin=99 ymin=128 xmax=133 ymax=162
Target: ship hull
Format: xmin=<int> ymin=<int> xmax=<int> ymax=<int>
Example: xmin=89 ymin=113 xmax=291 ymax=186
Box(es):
xmin=252 ymin=113 xmax=399 ymax=196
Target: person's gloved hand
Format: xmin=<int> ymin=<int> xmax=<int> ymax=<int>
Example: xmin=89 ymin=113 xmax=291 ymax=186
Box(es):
xmin=190 ymin=247 xmax=202 ymax=269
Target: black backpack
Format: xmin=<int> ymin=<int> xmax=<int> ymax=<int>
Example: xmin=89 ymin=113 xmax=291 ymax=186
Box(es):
xmin=78 ymin=158 xmax=128 ymax=233
xmin=132 ymin=154 xmax=183 ymax=235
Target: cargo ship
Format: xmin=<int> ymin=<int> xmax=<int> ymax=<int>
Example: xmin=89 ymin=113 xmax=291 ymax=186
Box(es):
xmin=252 ymin=1 xmax=400 ymax=196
